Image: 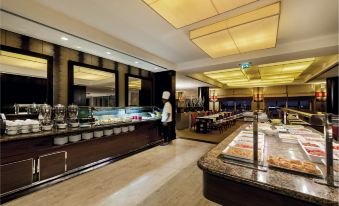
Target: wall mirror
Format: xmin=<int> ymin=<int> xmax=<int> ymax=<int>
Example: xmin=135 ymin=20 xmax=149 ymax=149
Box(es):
xmin=125 ymin=74 xmax=153 ymax=106
xmin=0 ymin=46 xmax=53 ymax=114
xmin=68 ymin=61 xmax=117 ymax=107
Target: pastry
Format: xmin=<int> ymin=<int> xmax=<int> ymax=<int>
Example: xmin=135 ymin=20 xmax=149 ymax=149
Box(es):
xmin=290 ymin=160 xmax=302 ymax=165
xmin=291 ymin=163 xmax=303 ymax=171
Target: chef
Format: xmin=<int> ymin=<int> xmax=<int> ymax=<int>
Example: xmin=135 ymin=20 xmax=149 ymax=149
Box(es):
xmin=161 ymin=91 xmax=173 ymax=145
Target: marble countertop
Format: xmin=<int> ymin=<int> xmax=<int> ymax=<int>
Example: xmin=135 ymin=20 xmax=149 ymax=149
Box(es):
xmin=0 ymin=119 xmax=160 ymax=143
xmin=198 ymin=123 xmax=339 ymax=206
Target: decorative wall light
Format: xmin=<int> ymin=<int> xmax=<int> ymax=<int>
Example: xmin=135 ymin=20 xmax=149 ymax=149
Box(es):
xmin=190 ymin=2 xmax=280 ymax=58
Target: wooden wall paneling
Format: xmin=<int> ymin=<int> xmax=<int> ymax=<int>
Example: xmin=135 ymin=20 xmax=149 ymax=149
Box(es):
xmin=118 ymin=63 xmax=128 ymax=107
xmin=42 ymin=41 xmax=54 ymax=56
xmin=83 ymin=53 xmax=92 ymax=65
xmin=1 ymin=30 xmax=6 ymax=45
xmin=5 ymin=30 xmax=21 ymax=49
xmin=58 ymin=47 xmax=69 ymax=105
xmin=68 ymin=49 xmax=79 ymax=62
xmin=103 ymin=58 xmax=114 ymax=70
xmin=130 ymin=66 xmax=139 ymax=76
xmin=28 ymin=38 xmax=43 ymax=54
xmin=91 ymin=55 xmax=99 ymax=67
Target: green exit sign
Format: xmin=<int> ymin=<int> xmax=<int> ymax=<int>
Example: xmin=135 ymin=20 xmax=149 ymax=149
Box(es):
xmin=239 ymin=62 xmax=251 ymax=70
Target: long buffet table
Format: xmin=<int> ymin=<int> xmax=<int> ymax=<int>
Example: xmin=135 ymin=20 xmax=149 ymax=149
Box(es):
xmin=198 ymin=123 xmax=338 ymax=206
xmin=0 ymin=119 xmax=162 ymax=199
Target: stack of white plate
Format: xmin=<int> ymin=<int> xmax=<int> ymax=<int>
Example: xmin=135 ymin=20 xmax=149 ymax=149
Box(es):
xmin=42 ymin=125 xmax=53 ymax=131
xmin=104 ymin=129 xmax=113 ymax=136
xmin=31 ymin=124 xmax=41 ymax=133
xmin=122 ymin=126 xmax=129 ymax=133
xmin=69 ymin=134 xmax=81 ymax=142
xmin=82 ymin=132 xmax=93 ymax=140
xmin=128 ymin=125 xmax=135 ymax=132
xmin=113 ymin=127 xmax=121 ymax=134
xmin=54 ymin=136 xmax=68 ymax=145
xmin=94 ymin=130 xmax=104 ymax=138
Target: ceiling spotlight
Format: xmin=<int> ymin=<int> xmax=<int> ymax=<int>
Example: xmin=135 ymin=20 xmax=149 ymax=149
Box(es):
xmin=106 ymin=51 xmax=111 ymax=54
xmin=154 ymin=67 xmax=158 ymax=70
xmin=76 ymin=46 xmax=81 ymax=49
xmin=135 ymin=61 xmax=139 ymax=64
xmin=61 ymin=36 xmax=68 ymax=41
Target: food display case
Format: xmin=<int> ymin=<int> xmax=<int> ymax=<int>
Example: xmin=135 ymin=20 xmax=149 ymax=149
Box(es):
xmin=91 ymin=106 xmax=160 ymax=124
xmin=199 ymin=116 xmax=339 ymax=206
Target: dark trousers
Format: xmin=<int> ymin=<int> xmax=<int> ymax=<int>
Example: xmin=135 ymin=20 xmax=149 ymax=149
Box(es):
xmin=162 ymin=122 xmax=172 ymax=143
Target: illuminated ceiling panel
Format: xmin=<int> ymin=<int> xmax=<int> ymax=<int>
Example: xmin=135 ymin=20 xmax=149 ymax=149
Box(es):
xmin=211 ymin=0 xmax=257 ymax=13
xmin=143 ymin=0 xmax=257 ymax=28
xmin=74 ymin=66 xmax=114 ymax=81
xmin=192 ymin=30 xmax=239 ymax=58
xmin=190 ymin=3 xmax=280 ymax=58
xmin=201 ymin=57 xmax=315 ymax=88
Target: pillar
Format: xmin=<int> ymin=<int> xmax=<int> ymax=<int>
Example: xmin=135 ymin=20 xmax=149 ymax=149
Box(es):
xmin=326 ymin=77 xmax=339 ymax=115
xmin=198 ymin=87 xmax=209 ymax=111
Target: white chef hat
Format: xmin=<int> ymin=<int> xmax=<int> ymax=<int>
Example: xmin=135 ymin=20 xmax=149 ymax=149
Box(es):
xmin=162 ymin=91 xmax=171 ymax=100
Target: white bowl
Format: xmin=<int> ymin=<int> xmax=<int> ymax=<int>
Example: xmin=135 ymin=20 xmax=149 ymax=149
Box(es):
xmin=54 ymin=136 xmax=67 ymax=145
xmin=31 ymin=124 xmax=40 ymax=129
xmin=94 ymin=130 xmax=104 ymax=138
xmin=20 ymin=129 xmax=30 ymax=134
xmin=70 ymin=122 xmax=79 ymax=128
xmin=57 ymin=123 xmax=67 ymax=129
xmin=6 ymin=130 xmax=18 ymax=135
xmin=69 ymin=134 xmax=81 ymax=142
xmin=42 ymin=125 xmax=53 ymax=131
xmin=32 ymin=128 xmax=41 ymax=133
xmin=6 ymin=126 xmax=18 ymax=131
xmin=21 ymin=125 xmax=30 ymax=130
xmin=113 ymin=127 xmax=121 ymax=134
xmin=128 ymin=125 xmax=135 ymax=132
xmin=104 ymin=129 xmax=113 ymax=136
xmin=82 ymin=132 xmax=93 ymax=140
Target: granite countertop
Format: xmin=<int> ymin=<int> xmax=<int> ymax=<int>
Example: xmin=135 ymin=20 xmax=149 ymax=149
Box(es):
xmin=0 ymin=119 xmax=160 ymax=143
xmin=198 ymin=123 xmax=339 ymax=206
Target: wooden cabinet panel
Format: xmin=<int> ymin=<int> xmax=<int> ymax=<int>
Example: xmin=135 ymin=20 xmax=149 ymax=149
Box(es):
xmin=39 ymin=151 xmax=66 ymax=181
xmin=0 ymin=158 xmax=33 ymax=194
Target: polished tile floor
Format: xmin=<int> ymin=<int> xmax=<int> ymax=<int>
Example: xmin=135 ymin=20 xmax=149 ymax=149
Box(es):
xmin=4 ymin=139 xmax=219 ymax=206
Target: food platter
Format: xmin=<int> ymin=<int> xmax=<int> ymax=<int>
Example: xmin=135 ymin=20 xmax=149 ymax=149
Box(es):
xmin=267 ymin=156 xmax=323 ymax=178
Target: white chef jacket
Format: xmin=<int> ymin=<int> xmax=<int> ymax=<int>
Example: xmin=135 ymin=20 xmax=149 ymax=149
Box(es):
xmin=161 ymin=102 xmax=172 ymax=123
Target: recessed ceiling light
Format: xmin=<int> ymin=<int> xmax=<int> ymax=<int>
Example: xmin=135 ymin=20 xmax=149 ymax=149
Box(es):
xmin=135 ymin=61 xmax=139 ymax=64
xmin=61 ymin=36 xmax=68 ymax=41
xmin=76 ymin=46 xmax=81 ymax=49
xmin=154 ymin=67 xmax=158 ymax=70
xmin=106 ymin=51 xmax=111 ymax=54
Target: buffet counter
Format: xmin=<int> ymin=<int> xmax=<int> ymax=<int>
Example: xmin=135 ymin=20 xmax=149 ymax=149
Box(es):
xmin=0 ymin=119 xmax=162 ymax=198
xmin=198 ymin=123 xmax=338 ymax=206
xmin=0 ymin=119 xmax=160 ymax=143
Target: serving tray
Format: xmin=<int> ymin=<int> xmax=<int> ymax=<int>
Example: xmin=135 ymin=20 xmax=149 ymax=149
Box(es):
xmin=268 ymin=163 xmax=323 ymax=178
